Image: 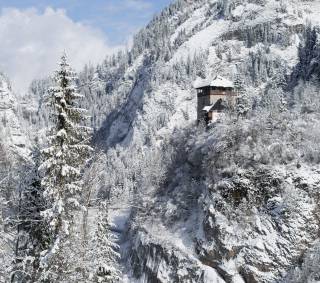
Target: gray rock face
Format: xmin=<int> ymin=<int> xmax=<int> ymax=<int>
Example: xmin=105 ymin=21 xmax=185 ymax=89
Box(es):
xmin=125 ymin=142 xmax=320 ymax=282
xmin=0 ymin=73 xmax=29 ymax=156
xmin=128 ymin=229 xmax=225 ymax=283
xmin=199 ymin=168 xmax=319 ymax=282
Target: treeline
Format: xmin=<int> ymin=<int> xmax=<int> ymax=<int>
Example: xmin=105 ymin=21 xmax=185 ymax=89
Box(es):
xmin=289 ymin=25 xmax=320 ymax=89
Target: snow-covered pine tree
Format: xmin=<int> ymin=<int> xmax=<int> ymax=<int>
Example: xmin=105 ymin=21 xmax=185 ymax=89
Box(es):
xmin=0 ymin=188 xmax=11 ymax=283
xmin=234 ymin=73 xmax=245 ymax=95
xmin=87 ymin=201 xmax=121 ymax=283
xmin=235 ymin=92 xmax=251 ymax=117
xmin=233 ymin=73 xmax=251 ymax=117
xmin=0 ymin=142 xmax=29 ymax=282
xmin=38 ymin=53 xmax=92 ymax=281
xmin=289 ymin=25 xmax=318 ymax=90
xmin=11 ymin=148 xmax=49 ymax=283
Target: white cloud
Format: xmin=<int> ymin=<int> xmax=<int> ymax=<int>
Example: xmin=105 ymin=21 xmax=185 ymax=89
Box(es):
xmin=0 ymin=7 xmax=120 ymax=93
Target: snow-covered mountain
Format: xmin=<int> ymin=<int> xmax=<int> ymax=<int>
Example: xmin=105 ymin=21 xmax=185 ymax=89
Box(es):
xmin=4 ymin=0 xmax=320 ymax=282
xmin=93 ymin=0 xmax=316 ymax=148
xmin=86 ymin=1 xmax=320 ymax=282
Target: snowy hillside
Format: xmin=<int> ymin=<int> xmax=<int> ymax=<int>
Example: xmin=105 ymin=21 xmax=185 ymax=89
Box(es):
xmin=92 ymin=0 xmax=308 ymax=147
xmin=0 ymin=73 xmax=29 ymax=161
xmin=0 ymin=74 xmax=30 ymax=281
xmin=3 ymin=0 xmax=320 ymax=282
xmin=84 ymin=0 xmax=320 ymax=282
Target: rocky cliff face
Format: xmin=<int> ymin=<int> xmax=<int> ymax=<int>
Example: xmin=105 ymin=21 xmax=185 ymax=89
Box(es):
xmin=0 ymin=73 xmax=29 ymax=162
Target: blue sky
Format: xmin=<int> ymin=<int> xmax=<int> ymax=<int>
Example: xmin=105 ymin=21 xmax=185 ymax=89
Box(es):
xmin=0 ymin=0 xmax=173 ymax=92
xmin=0 ymin=0 xmax=173 ymax=45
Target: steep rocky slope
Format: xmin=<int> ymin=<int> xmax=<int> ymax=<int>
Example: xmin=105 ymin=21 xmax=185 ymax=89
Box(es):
xmin=87 ymin=1 xmax=320 ymax=282
xmin=0 ymin=73 xmax=29 ymax=163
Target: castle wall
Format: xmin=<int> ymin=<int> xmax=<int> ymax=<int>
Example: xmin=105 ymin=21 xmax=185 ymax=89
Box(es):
xmin=197 ymin=88 xmax=235 ymax=122
xmin=197 ymin=94 xmax=210 ymax=121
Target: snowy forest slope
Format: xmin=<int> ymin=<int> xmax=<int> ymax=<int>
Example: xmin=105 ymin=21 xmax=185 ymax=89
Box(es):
xmin=88 ymin=0 xmax=320 ymax=282
xmin=2 ymin=0 xmax=320 ymax=282
xmin=93 ymin=0 xmax=313 ymax=148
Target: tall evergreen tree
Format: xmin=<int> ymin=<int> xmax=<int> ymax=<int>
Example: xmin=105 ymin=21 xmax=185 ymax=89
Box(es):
xmin=0 ymin=187 xmax=11 ymax=283
xmin=289 ymin=25 xmax=318 ymax=90
xmin=11 ymin=148 xmax=49 ymax=283
xmin=86 ymin=201 xmax=121 ymax=283
xmin=38 ymin=53 xmax=92 ymax=281
xmin=234 ymin=73 xmax=245 ymax=95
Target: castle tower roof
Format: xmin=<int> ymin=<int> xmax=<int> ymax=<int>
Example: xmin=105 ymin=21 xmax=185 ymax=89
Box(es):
xmin=194 ymin=75 xmax=234 ymax=89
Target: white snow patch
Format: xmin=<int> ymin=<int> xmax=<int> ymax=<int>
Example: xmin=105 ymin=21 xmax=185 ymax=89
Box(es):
xmin=202 ymin=266 xmax=226 ymax=283
xmin=109 ymin=207 xmax=131 ymax=233
xmin=170 ymin=5 xmax=207 ymax=44
xmin=171 ymin=20 xmax=229 ymax=62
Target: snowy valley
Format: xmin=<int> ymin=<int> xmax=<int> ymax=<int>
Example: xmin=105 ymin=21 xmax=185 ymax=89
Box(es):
xmin=2 ymin=0 xmax=320 ymax=282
